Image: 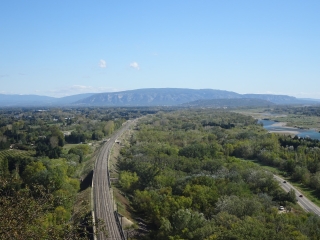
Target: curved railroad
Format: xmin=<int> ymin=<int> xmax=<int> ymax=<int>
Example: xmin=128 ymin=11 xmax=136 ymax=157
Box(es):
xmin=93 ymin=120 xmax=136 ymax=240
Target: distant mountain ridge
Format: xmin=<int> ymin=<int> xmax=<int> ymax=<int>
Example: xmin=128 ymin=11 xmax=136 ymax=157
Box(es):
xmin=0 ymin=93 xmax=95 ymax=106
xmin=75 ymin=88 xmax=242 ymax=106
xmin=0 ymin=94 xmax=56 ymax=106
xmin=182 ymin=98 xmax=276 ymax=108
xmin=0 ymin=88 xmax=319 ymax=107
xmin=75 ymin=88 xmax=319 ymax=106
xmin=242 ymin=94 xmax=304 ymax=104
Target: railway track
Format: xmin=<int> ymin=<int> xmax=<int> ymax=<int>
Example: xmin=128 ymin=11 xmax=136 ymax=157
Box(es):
xmin=93 ymin=120 xmax=135 ymax=240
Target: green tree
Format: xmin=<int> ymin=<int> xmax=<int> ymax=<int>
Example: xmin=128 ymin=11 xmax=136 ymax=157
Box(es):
xmin=103 ymin=121 xmax=115 ymax=136
xmin=22 ymin=161 xmax=47 ymax=186
xmin=119 ymin=171 xmax=139 ymax=192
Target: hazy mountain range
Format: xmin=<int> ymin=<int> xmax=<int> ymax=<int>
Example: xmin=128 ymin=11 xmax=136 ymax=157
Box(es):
xmin=0 ymin=88 xmax=319 ymax=107
xmin=181 ymin=98 xmax=276 ymax=108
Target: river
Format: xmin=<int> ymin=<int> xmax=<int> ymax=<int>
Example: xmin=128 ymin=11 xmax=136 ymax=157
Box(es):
xmin=258 ymin=119 xmax=320 ymax=140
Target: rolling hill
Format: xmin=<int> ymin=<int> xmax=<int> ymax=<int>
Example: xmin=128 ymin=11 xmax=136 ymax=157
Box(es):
xmin=0 ymin=88 xmax=319 ymax=107
xmin=74 ymin=88 xmax=242 ymax=106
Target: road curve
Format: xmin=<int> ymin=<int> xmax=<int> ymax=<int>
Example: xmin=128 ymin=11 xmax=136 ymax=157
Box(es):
xmin=93 ymin=120 xmax=136 ymax=240
xmin=274 ymin=175 xmax=320 ymax=216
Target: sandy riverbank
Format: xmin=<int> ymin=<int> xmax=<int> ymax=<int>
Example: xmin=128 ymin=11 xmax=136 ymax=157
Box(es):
xmin=270 ymin=122 xmax=287 ymax=127
xmin=268 ymin=130 xmax=300 ymax=135
xmin=268 ymin=121 xmax=300 ymax=135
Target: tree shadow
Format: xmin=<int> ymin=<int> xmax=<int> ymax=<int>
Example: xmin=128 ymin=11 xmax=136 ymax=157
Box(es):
xmin=80 ymin=170 xmax=93 ymax=191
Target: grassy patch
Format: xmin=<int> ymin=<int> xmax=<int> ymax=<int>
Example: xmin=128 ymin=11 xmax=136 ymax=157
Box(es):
xmin=113 ymin=188 xmax=133 ymax=220
xmin=72 ymin=187 xmax=92 ymax=222
xmin=109 ymin=142 xmax=120 ymax=179
xmin=233 ymin=109 xmax=286 ymax=119
xmin=62 ymin=144 xmax=78 ymax=154
xmin=242 ymin=159 xmax=282 ymax=175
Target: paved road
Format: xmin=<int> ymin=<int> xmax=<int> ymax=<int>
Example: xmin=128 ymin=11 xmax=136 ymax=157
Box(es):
xmin=274 ymin=175 xmax=320 ymax=216
xmin=93 ymin=120 xmax=136 ymax=240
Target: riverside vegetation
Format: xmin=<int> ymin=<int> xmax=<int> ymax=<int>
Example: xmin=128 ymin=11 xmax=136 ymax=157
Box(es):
xmin=117 ymin=109 xmax=320 ymax=239
xmin=237 ymin=105 xmax=320 ymax=131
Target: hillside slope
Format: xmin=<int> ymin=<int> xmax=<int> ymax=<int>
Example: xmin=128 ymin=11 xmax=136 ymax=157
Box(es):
xmin=75 ymin=88 xmax=242 ymax=106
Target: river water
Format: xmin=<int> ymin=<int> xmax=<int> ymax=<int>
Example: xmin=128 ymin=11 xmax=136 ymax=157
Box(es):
xmin=258 ymin=119 xmax=320 ymax=140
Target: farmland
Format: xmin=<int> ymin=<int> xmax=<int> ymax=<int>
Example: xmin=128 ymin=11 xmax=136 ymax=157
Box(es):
xmin=0 ymin=149 xmax=35 ymax=161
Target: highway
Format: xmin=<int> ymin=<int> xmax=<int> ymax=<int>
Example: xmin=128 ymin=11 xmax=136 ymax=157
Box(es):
xmin=93 ymin=120 xmax=136 ymax=240
xmin=274 ymin=175 xmax=320 ymax=216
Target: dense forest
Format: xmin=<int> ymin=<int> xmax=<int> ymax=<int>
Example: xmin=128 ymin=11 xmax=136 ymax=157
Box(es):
xmin=117 ymin=109 xmax=320 ymax=239
xmin=2 ymin=106 xmax=320 ymax=239
xmin=0 ymin=107 xmax=155 ymax=239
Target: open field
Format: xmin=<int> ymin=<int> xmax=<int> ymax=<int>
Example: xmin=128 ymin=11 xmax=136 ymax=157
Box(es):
xmin=234 ymin=108 xmax=287 ymax=119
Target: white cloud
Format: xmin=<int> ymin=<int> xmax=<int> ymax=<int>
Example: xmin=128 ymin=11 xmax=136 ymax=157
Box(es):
xmin=99 ymin=59 xmax=107 ymax=68
xmin=129 ymin=62 xmax=140 ymax=70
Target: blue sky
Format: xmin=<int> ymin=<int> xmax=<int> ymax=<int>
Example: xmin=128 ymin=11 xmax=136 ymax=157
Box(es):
xmin=1 ymin=1 xmax=319 ymax=98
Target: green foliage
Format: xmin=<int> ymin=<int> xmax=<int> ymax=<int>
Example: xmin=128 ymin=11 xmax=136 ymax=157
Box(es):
xmin=103 ymin=120 xmax=115 ymax=136
xmin=215 ymin=195 xmax=262 ymax=218
xmin=35 ymin=137 xmax=63 ymax=159
xmin=22 ymin=161 xmax=47 ymax=185
xmin=92 ymin=130 xmax=104 ymax=140
xmin=0 ymin=135 xmax=10 ymax=150
xmin=0 ymin=149 xmax=35 ymax=161
xmin=119 ymin=171 xmax=139 ymax=192
xmin=0 ymin=177 xmax=90 ymax=239
xmin=179 ymin=142 xmax=220 ymax=159
xmin=68 ymin=147 xmax=84 ymax=163
xmin=118 ymin=109 xmax=320 ymax=239
xmin=0 ymin=107 xmax=149 ymax=238
xmin=65 ymin=131 xmax=86 ymax=143
xmin=73 ymin=144 xmax=90 ymax=155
